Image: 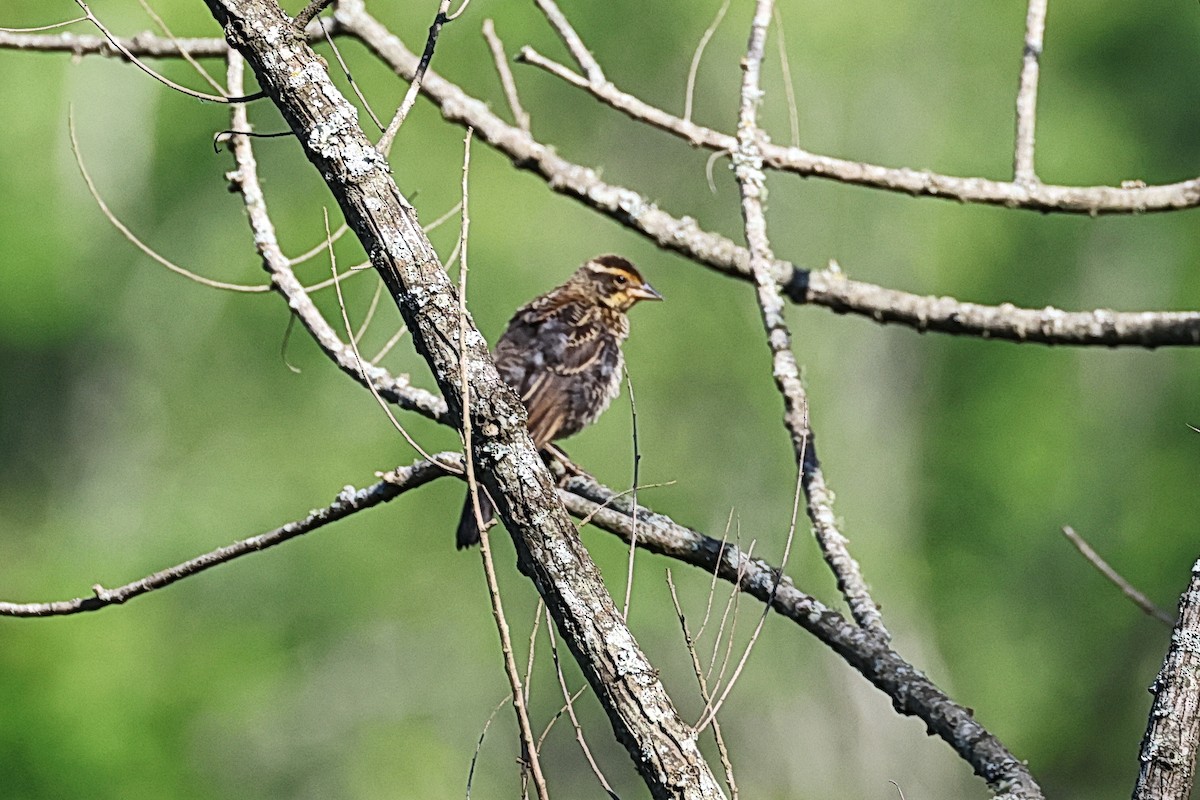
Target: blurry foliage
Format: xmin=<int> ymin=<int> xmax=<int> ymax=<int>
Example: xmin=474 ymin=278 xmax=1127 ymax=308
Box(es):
xmin=1 ymin=0 xmax=1198 ymax=798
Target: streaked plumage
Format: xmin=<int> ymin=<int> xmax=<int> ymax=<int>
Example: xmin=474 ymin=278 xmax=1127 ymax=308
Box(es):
xmin=456 ymin=255 xmax=662 ymax=548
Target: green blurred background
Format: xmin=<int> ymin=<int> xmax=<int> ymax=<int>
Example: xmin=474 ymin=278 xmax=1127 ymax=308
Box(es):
xmin=1 ymin=0 xmax=1198 ymax=797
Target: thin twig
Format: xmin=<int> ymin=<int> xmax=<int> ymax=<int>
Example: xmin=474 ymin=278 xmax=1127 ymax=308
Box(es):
xmin=69 ymin=111 xmax=269 ymax=293
xmin=532 ymin=0 xmax=603 ymax=84
xmin=456 ymin=128 xmax=550 ymax=800
xmin=136 ymin=0 xmax=224 ymax=93
xmin=326 ymin=208 xmax=460 ymax=471
xmin=74 ymin=0 xmax=258 ymax=103
xmin=376 ymin=0 xmax=454 ymax=157
xmin=684 ymin=0 xmax=730 ymax=124
xmin=352 ymin=279 xmax=385 ymax=345
xmin=621 ymin=367 xmax=640 ymax=620
xmin=466 ymin=697 xmax=511 ymax=800
xmin=0 ymin=17 xmax=86 ymax=33
xmin=482 ymin=19 xmax=530 ymax=132
xmin=0 ymin=455 xmax=460 ymax=618
xmin=708 ymin=537 xmax=752 ymax=686
xmin=289 ymin=222 xmax=352 ymax=266
xmin=546 ymin=608 xmax=619 ymax=799
xmin=370 ymin=324 xmax=410 ymax=363
xmin=772 ymin=5 xmax=800 ymax=149
xmin=1061 ymin=526 xmax=1174 ymax=626
xmin=697 ymin=470 xmax=803 ymax=731
xmin=1014 ymin=0 xmax=1048 ymax=183
xmin=319 ymin=16 xmax=385 ymax=132
xmin=523 ymin=599 xmax=545 ymax=707
xmin=666 ymin=570 xmax=739 ymax=799
xmin=696 ymin=510 xmax=735 ymax=641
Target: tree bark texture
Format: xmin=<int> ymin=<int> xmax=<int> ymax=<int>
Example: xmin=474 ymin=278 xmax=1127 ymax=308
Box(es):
xmin=200 ymin=1 xmax=724 ymax=796
xmin=1132 ymin=559 xmax=1200 ymax=800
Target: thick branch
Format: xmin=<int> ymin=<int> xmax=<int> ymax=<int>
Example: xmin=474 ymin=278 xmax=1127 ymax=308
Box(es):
xmin=733 ymin=0 xmax=884 ymax=637
xmin=1132 ymin=558 xmax=1200 ymax=800
xmin=203 ymin=1 xmax=723 ymax=795
xmin=561 ymin=478 xmax=1045 ymax=800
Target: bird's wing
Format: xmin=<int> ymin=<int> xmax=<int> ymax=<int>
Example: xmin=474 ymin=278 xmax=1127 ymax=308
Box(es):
xmin=494 ymin=304 xmax=618 ymax=446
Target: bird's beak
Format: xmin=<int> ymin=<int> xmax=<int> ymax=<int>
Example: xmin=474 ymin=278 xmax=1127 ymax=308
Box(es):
xmin=630 ymin=282 xmax=664 ymax=302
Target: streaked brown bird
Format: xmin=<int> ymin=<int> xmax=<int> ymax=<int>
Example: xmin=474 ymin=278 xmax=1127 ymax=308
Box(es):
xmin=456 ymin=255 xmax=663 ymax=548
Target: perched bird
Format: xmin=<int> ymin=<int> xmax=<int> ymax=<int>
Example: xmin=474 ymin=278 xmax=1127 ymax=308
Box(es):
xmin=456 ymin=255 xmax=663 ymax=548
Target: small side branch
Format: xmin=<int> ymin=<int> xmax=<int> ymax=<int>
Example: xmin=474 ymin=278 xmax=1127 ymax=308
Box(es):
xmin=0 ymin=456 xmax=460 ymax=618
xmin=1132 ymin=558 xmax=1200 ymax=800
xmin=532 ymin=0 xmax=604 ymax=84
xmin=1062 ymin=526 xmax=1174 ymax=626
xmin=1013 ymin=0 xmax=1048 ymax=183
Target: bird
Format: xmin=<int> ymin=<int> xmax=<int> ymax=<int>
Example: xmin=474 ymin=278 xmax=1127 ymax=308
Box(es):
xmin=456 ymin=254 xmax=663 ymax=548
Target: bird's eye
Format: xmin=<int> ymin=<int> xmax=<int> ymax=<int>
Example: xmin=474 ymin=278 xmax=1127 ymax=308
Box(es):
xmin=614 ymin=274 xmax=628 ymax=286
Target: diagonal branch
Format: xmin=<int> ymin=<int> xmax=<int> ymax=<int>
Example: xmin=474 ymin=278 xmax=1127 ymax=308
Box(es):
xmin=1132 ymin=558 xmax=1200 ymax=800
xmin=560 ymin=477 xmax=1046 ymax=800
xmin=8 ymin=19 xmax=1200 ymax=346
xmin=337 ymin=7 xmax=1200 ymax=349
xmin=0 ymin=455 xmax=459 ymax=618
xmin=204 ymin=1 xmax=724 ymax=795
xmin=732 ymin=0 xmax=884 ymax=637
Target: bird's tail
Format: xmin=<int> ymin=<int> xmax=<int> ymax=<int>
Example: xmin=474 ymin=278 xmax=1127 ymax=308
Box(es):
xmin=456 ymin=488 xmax=495 ymax=549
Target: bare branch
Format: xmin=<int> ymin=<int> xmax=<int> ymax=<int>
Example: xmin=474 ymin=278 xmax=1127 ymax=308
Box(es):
xmin=1062 ymin=526 xmax=1174 ymax=626
xmin=546 ymin=609 xmax=619 ymax=799
xmin=223 ymin=51 xmax=450 ymax=424
xmin=135 ymin=0 xmax=225 ymax=94
xmin=0 ymin=455 xmax=459 ymax=618
xmin=1013 ymin=0 xmax=1048 ymax=183
xmin=1132 ymin=558 xmax=1200 ymax=800
xmin=560 ymin=478 xmax=1046 ymax=800
xmin=293 ymin=0 xmax=335 ymax=32
xmin=209 ymin=2 xmax=726 ymax=793
xmin=339 ymin=8 xmax=1200 ymax=348
xmin=70 ymin=111 xmax=269 ymax=294
xmin=515 ymin=40 xmax=1200 ymax=216
xmin=482 ymin=19 xmax=530 ymax=132
xmin=319 ymin=16 xmax=385 ymax=132
xmin=531 ymin=0 xmax=604 ymax=84
xmin=73 ymin=0 xmax=261 ymax=103
xmin=376 ymin=0 xmax=455 ymax=157
xmin=731 ymin=0 xmax=884 ymax=637
xmin=666 ymin=571 xmax=739 ymax=799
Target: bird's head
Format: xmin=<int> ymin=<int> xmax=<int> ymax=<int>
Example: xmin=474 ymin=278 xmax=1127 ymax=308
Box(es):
xmin=578 ymin=255 xmax=664 ymax=312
